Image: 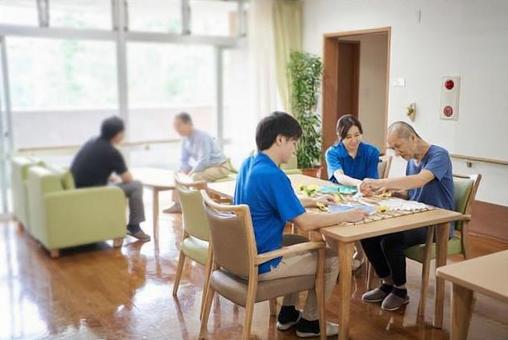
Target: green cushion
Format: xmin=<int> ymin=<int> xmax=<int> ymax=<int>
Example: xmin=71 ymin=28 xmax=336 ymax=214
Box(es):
xmin=453 ymin=177 xmax=473 ymax=231
xmin=181 ymin=236 xmax=209 ymax=265
xmin=404 ymin=237 xmax=463 ymax=263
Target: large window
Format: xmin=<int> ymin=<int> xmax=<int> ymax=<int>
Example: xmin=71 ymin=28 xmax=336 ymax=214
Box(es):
xmin=127 ymin=42 xmax=216 ymax=142
xmin=128 ymin=0 xmax=182 ymax=33
xmin=50 ymin=0 xmax=112 ymax=29
xmin=7 ymin=37 xmax=117 ymax=148
xmin=0 ymin=1 xmax=37 ymax=26
xmin=190 ymin=0 xmax=238 ymax=36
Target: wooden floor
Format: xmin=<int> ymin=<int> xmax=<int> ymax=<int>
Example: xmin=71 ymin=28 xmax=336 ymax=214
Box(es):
xmin=1 ymin=192 xmax=508 ymax=339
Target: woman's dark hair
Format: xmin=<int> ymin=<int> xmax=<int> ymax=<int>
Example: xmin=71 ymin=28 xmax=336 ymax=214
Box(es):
xmin=336 ymin=114 xmax=363 ymax=141
xmin=100 ymin=116 xmax=125 ymax=140
xmin=256 ymin=111 xmax=302 ymax=151
xmin=175 ymin=112 xmax=193 ymax=124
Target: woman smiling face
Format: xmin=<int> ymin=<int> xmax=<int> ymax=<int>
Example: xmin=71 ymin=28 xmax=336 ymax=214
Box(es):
xmin=336 ymin=114 xmax=364 ymax=154
xmin=341 ymin=125 xmax=363 ymax=153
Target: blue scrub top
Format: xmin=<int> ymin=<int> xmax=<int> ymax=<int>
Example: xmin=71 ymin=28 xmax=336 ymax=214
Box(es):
xmin=234 ymin=153 xmax=305 ymax=274
xmin=407 ymin=145 xmax=455 ymax=236
xmin=325 ymin=142 xmax=380 ymax=183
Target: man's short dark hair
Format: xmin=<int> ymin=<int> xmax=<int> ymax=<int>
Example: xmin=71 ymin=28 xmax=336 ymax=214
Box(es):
xmin=175 ymin=112 xmax=192 ymax=124
xmin=100 ymin=116 xmax=125 ymax=140
xmin=256 ymin=111 xmax=302 ymax=151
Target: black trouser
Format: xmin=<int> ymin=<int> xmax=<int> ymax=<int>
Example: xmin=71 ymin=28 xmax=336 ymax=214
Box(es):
xmin=361 ymin=228 xmax=428 ymax=286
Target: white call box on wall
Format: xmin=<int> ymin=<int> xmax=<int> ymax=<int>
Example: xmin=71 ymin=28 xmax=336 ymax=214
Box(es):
xmin=440 ymin=76 xmax=460 ymax=120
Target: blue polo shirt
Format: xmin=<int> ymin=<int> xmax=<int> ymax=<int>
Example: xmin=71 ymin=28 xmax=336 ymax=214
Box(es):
xmin=234 ymin=153 xmax=305 ymax=274
xmin=325 ymin=142 xmax=380 ymax=183
xmin=407 ymin=145 xmax=455 ymax=235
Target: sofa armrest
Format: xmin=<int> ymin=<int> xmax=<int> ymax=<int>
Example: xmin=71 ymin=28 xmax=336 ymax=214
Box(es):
xmin=42 ymin=187 xmax=127 ymax=249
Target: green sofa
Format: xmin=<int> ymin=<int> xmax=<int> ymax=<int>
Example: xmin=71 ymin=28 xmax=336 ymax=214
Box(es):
xmin=25 ymin=165 xmax=127 ymax=258
xmin=11 ymin=157 xmax=44 ymax=232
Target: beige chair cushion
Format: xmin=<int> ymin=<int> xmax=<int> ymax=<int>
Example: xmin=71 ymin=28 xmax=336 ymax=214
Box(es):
xmin=211 ymin=270 xmax=315 ymax=307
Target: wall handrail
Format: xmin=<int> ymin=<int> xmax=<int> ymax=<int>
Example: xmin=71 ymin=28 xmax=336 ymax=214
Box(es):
xmin=451 ymin=154 xmax=508 ymax=167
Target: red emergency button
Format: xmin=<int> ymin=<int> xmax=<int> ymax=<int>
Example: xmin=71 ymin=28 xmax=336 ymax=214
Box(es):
xmin=445 ymin=79 xmax=455 ymax=90
xmin=443 ymin=105 xmax=454 ymax=117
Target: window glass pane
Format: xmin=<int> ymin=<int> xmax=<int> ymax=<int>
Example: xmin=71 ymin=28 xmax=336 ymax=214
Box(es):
xmin=7 ymin=37 xmax=117 ymax=148
xmin=50 ymin=0 xmax=112 ymax=29
xmin=223 ymin=47 xmax=253 ymax=166
xmin=127 ymin=42 xmax=216 ymax=142
xmin=128 ymin=0 xmax=181 ymax=33
xmin=191 ymin=0 xmax=238 ymax=36
xmin=0 ymin=1 xmax=37 ymax=26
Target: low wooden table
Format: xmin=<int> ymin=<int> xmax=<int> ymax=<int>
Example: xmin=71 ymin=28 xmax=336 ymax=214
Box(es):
xmin=208 ymin=174 xmax=465 ymax=340
xmin=131 ymin=167 xmax=175 ymax=238
xmin=436 ymin=250 xmax=508 ymax=340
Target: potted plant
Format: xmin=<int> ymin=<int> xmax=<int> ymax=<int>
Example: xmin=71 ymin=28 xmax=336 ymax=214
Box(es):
xmin=288 ymin=51 xmax=323 ymax=177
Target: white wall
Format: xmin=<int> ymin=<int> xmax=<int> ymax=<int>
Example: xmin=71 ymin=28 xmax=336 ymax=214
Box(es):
xmin=303 ymin=0 xmax=508 ymax=206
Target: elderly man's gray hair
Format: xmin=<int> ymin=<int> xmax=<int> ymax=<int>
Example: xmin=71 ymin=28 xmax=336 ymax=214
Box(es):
xmin=388 ymin=121 xmax=422 ymax=139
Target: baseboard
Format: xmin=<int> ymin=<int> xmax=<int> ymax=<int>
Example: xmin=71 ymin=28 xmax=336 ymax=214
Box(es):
xmin=469 ymin=200 xmax=508 ymax=242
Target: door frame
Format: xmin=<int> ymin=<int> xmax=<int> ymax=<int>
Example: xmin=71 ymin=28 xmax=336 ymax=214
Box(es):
xmin=321 ymin=27 xmax=391 ymax=175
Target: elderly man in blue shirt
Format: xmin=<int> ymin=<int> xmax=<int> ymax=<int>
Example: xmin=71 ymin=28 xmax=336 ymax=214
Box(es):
xmin=359 ymin=121 xmax=454 ymax=311
xmin=165 ymin=112 xmax=234 ymax=213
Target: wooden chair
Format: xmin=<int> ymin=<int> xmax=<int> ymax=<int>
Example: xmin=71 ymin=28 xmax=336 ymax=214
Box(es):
xmin=366 ymin=174 xmax=482 ymax=318
xmin=172 ymin=174 xmax=211 ymax=319
xmin=377 ymin=154 xmax=392 ymax=179
xmin=199 ymin=190 xmax=327 ymax=340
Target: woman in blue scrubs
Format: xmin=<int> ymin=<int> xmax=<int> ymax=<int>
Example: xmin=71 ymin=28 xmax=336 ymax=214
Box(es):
xmin=325 ymin=114 xmax=380 ymax=269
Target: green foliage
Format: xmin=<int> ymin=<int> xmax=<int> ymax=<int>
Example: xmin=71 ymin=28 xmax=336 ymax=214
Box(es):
xmin=288 ymin=51 xmax=323 ymax=169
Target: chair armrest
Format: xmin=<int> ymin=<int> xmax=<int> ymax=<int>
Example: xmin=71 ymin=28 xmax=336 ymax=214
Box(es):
xmin=462 ymin=214 xmax=472 ymax=221
xmin=255 ymin=241 xmax=326 ymax=265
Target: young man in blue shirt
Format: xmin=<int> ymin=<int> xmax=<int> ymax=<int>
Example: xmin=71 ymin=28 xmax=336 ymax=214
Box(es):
xmin=234 ymin=112 xmax=367 ymax=337
xmin=359 ymin=121 xmax=454 ymax=311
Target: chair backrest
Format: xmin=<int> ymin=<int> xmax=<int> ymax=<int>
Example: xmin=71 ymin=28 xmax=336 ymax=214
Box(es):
xmin=202 ymin=190 xmax=257 ymax=279
xmin=378 ymin=155 xmax=392 ymax=179
xmin=177 ymin=185 xmax=210 ymax=241
xmin=453 ymin=174 xmax=481 ymax=230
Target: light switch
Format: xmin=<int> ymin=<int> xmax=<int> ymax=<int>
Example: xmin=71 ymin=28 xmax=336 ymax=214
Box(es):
xmin=392 ymin=78 xmax=406 ymax=87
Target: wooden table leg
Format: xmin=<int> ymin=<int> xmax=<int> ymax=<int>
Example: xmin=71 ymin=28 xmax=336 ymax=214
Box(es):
xmin=338 ymin=242 xmax=354 ymax=340
xmin=433 ymin=222 xmax=450 ymax=328
xmin=152 ymin=188 xmax=160 ymax=239
xmin=451 ymin=283 xmax=474 ymax=340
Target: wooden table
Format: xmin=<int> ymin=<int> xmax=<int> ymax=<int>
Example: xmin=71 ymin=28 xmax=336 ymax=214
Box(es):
xmin=131 ymin=167 xmax=175 ymax=238
xmin=208 ymin=174 xmax=465 ymax=340
xmin=436 ymin=250 xmax=508 ymax=340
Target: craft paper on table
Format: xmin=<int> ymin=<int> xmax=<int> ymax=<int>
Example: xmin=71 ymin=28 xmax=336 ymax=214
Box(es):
xmin=328 ymin=203 xmax=376 ymax=215
xmin=378 ymin=198 xmax=428 ymax=211
xmin=319 ymin=185 xmax=357 ymax=195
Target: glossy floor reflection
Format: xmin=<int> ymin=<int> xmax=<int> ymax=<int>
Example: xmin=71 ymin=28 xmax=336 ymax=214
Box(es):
xmin=1 ymin=191 xmax=508 ymax=339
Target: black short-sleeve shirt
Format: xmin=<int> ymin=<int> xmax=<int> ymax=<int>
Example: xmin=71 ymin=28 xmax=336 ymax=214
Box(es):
xmin=71 ymin=137 xmax=128 ymax=188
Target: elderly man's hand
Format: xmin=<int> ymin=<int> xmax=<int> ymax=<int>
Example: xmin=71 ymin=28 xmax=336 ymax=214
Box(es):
xmin=360 ymin=178 xmax=381 ymax=196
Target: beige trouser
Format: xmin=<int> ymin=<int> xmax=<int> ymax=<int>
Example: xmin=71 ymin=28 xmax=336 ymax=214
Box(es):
xmin=191 ymin=160 xmax=234 ymax=182
xmin=259 ymin=235 xmax=339 ymax=321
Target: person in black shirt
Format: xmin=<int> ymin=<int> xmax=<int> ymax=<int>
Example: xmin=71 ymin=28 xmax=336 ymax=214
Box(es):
xmin=71 ymin=116 xmax=150 ymax=242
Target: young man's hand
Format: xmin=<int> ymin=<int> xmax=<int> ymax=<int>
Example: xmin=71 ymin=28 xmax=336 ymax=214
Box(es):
xmin=344 ymin=208 xmax=368 ymax=222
